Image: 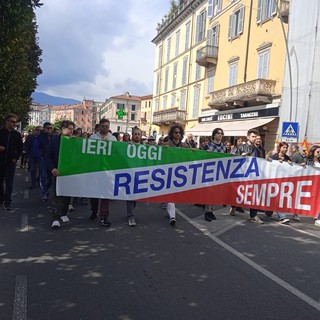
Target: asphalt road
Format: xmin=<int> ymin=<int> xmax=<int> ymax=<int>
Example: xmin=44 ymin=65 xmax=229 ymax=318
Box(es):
xmin=0 ymin=167 xmax=320 ymax=320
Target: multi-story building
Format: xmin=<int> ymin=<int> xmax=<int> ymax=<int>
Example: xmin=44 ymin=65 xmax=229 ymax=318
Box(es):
xmin=140 ymin=94 xmax=159 ymax=138
xmin=152 ymin=0 xmax=287 ymax=152
xmin=29 ymin=103 xmax=52 ymax=126
xmin=100 ymin=93 xmax=141 ymax=135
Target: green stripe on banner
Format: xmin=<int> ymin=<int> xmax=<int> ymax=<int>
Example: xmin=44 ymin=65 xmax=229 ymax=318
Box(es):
xmin=58 ymin=137 xmax=233 ymax=176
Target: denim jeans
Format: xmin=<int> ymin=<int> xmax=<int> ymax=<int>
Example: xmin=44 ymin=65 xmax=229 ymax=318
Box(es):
xmin=29 ymin=157 xmax=40 ymax=186
xmin=0 ymin=162 xmax=16 ymax=205
xmin=39 ymin=158 xmax=52 ymax=196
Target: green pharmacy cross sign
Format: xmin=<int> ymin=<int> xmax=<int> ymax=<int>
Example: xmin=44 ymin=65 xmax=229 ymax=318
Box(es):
xmin=116 ymin=108 xmax=127 ymax=120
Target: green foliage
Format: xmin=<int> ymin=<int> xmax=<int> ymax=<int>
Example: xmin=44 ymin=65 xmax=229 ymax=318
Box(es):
xmin=23 ymin=124 xmax=36 ymax=132
xmin=53 ymin=120 xmax=63 ymax=131
xmin=168 ymin=0 xmax=178 ymax=18
xmin=0 ymin=0 xmax=43 ymax=121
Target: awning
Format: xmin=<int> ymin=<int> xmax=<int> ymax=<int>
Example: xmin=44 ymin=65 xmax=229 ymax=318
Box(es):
xmin=186 ymin=118 xmax=275 ymax=137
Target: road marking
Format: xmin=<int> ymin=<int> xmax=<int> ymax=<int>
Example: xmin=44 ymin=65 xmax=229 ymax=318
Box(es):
xmin=176 ymin=208 xmax=320 ymax=313
xmin=23 ymin=190 xmax=29 ymax=199
xmin=20 ymin=214 xmax=28 ymax=233
xmin=12 ymin=275 xmax=27 ymax=320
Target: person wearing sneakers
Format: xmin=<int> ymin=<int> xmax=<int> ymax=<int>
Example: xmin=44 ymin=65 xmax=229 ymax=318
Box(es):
xmin=89 ymin=118 xmax=116 ymax=227
xmin=45 ymin=120 xmax=75 ymax=229
xmin=265 ymin=142 xmax=291 ymax=224
xmin=203 ymin=128 xmax=226 ymax=222
xmin=164 ymin=125 xmax=189 ymax=226
xmin=306 ymin=145 xmax=320 ymax=226
xmin=230 ymin=129 xmax=265 ymax=224
xmin=0 ymin=114 xmax=23 ymax=211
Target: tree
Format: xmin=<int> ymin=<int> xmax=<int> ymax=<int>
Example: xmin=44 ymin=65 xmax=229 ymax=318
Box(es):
xmin=0 ymin=0 xmax=43 ymax=122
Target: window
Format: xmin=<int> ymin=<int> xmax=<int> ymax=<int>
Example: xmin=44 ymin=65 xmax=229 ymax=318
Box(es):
xmin=257 ymin=0 xmax=277 ymax=24
xmin=228 ymin=63 xmax=238 ymax=86
xmin=192 ymin=87 xmax=200 ymax=118
xmin=196 ymin=11 xmax=207 ymax=43
xmin=131 ymin=114 xmax=135 ymax=121
xmin=131 ymin=105 xmax=136 ymax=111
xmin=167 ymin=38 xmax=171 ymax=62
xmin=182 ymin=56 xmax=188 ymax=86
xmin=257 ymin=50 xmax=269 ymax=79
xmin=155 ymin=99 xmax=159 ymax=111
xmin=180 ymin=91 xmax=186 ymax=110
xmin=208 ymin=0 xmax=222 ymax=18
xmin=172 ymin=62 xmax=178 ymax=89
xmin=195 ymin=64 xmax=201 ymax=81
xmin=185 ymin=22 xmax=190 ymax=50
xmin=156 ymin=73 xmax=160 ymax=95
xmin=207 ymin=69 xmax=214 ymax=95
xmin=158 ymin=45 xmax=162 ymax=68
xmin=175 ymin=30 xmax=180 ymax=57
xmin=228 ymin=6 xmax=244 ymax=40
xmin=164 ymin=67 xmax=169 ymax=92
xmin=171 ymin=94 xmax=176 ymax=107
xmin=117 ymin=103 xmax=125 ymax=110
xmin=163 ymin=96 xmax=168 ymax=109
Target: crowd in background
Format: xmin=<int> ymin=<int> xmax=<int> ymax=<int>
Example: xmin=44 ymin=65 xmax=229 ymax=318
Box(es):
xmin=1 ymin=113 xmax=320 ymax=230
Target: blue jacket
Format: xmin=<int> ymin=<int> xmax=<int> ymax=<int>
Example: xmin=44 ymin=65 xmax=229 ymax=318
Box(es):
xmin=26 ymin=132 xmax=52 ymax=158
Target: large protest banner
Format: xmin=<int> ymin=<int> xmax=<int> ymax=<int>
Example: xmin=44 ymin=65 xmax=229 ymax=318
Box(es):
xmin=57 ymin=137 xmax=320 ymax=217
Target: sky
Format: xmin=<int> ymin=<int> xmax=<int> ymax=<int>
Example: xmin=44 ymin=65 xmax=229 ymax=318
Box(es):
xmin=35 ymin=0 xmax=169 ymax=101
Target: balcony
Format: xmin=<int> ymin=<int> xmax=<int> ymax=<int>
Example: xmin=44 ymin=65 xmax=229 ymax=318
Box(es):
xmin=153 ymin=108 xmax=186 ymax=126
xmin=196 ymin=45 xmax=218 ymax=67
xmin=208 ymin=79 xmax=276 ymax=110
xmin=279 ymin=0 xmax=290 ymax=23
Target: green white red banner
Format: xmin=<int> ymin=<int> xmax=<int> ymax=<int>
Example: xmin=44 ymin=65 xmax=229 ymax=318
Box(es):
xmin=56 ymin=137 xmax=320 ymax=217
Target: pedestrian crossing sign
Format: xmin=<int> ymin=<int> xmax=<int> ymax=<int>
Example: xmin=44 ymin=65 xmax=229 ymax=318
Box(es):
xmin=281 ymin=122 xmax=299 ymax=142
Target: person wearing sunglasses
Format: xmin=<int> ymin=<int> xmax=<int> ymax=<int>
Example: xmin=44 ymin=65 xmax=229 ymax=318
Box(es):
xmin=0 ymin=113 xmax=23 ymax=210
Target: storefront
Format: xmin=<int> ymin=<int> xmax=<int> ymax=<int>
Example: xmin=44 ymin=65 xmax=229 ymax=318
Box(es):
xmin=186 ymin=106 xmax=279 ymax=153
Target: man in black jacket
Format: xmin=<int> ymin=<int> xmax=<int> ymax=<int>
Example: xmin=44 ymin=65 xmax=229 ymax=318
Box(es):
xmin=229 ymin=128 xmax=264 ymax=224
xmin=0 ymin=114 xmax=23 ymax=210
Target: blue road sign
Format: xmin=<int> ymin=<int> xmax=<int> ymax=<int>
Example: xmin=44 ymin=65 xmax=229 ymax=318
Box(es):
xmin=281 ymin=122 xmax=299 ymax=142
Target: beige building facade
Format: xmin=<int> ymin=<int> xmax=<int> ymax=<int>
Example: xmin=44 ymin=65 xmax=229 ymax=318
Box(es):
xmin=152 ymin=0 xmax=288 ymax=152
xmin=100 ymin=94 xmax=141 ymax=135
xmin=140 ymin=94 xmax=159 ymax=138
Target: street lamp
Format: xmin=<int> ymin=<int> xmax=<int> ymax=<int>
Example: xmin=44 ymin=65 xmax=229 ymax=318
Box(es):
xmin=125 ymin=91 xmax=130 ymax=132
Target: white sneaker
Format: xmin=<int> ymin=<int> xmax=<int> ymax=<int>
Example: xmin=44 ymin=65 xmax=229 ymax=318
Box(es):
xmin=251 ymin=216 xmax=264 ymax=224
xmin=60 ymin=215 xmax=70 ymax=223
xmin=68 ymin=205 xmax=74 ymax=212
xmin=229 ymin=207 xmax=236 ymax=216
xmin=51 ymin=220 xmax=61 ymax=229
xmin=292 ymin=214 xmax=301 ymax=222
xmin=279 ymin=218 xmax=290 ymax=225
xmin=128 ymin=217 xmax=136 ymax=227
xmin=315 ymin=220 xmax=320 ymax=227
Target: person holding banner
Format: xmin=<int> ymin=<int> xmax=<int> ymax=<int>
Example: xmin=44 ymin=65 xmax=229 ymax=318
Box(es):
xmin=306 ymin=145 xmax=320 ymax=226
xmin=164 ymin=125 xmax=189 ymax=226
xmin=203 ymin=128 xmax=226 ymax=221
xmin=46 ymin=120 xmax=75 ymax=229
xmin=230 ymin=129 xmax=265 ymax=224
xmin=89 ymin=119 xmax=117 ymax=226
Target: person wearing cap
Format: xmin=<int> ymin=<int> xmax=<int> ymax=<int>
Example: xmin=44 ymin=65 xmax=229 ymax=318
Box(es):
xmin=292 ymin=146 xmax=307 ymax=164
xmin=147 ymin=136 xmax=156 ymax=145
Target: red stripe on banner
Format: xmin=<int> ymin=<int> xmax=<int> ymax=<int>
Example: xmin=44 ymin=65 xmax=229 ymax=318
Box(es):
xmin=138 ymin=175 xmax=320 ymax=217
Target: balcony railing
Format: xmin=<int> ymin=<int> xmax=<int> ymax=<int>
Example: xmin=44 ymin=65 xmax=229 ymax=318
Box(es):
xmin=153 ymin=108 xmax=186 ymax=125
xmin=209 ymin=79 xmax=276 ymax=110
xmin=196 ymin=45 xmax=218 ymax=67
xmin=279 ymin=0 xmax=290 ymax=23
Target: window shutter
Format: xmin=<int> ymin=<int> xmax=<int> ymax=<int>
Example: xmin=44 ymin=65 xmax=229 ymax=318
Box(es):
xmin=228 ymin=14 xmax=233 ymax=40
xmin=239 ymin=6 xmax=244 ymax=35
xmin=207 ymin=28 xmax=213 ymax=45
xmin=257 ymin=0 xmax=262 ymax=23
xmin=196 ymin=15 xmax=201 ymax=42
xmin=272 ymin=0 xmax=278 ymax=15
xmin=208 ymin=0 xmax=213 ymax=18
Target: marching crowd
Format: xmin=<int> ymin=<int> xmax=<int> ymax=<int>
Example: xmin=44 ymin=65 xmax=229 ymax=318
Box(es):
xmin=1 ymin=113 xmax=320 ymax=230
